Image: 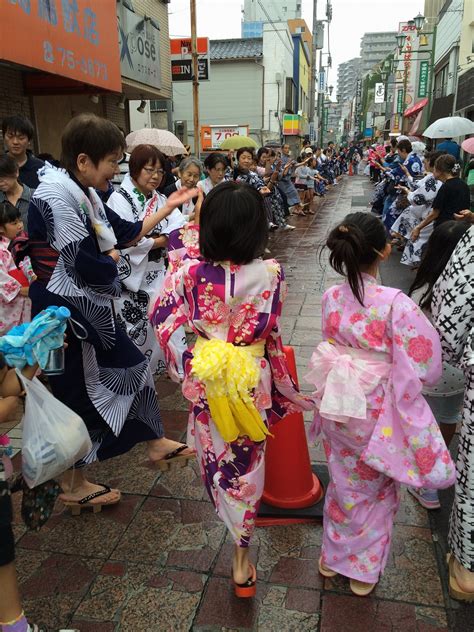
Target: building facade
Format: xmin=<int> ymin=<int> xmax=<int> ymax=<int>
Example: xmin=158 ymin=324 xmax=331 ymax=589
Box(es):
xmin=172 ymin=22 xmax=308 ymax=152
xmin=337 ymin=58 xmax=362 ymax=103
xmin=242 ymin=0 xmax=302 ymax=38
xmin=455 ymin=0 xmax=474 ymax=120
xmin=360 ymin=31 xmax=397 ymax=76
xmin=430 ymin=0 xmax=464 ymax=122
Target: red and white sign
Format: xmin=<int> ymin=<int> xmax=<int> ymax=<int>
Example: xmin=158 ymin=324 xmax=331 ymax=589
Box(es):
xmin=201 ymin=125 xmax=250 ymax=150
xmin=170 ymin=37 xmax=210 ymax=81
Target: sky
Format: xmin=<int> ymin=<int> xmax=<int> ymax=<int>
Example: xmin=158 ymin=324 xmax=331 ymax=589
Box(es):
xmin=168 ymin=0 xmax=425 ymax=93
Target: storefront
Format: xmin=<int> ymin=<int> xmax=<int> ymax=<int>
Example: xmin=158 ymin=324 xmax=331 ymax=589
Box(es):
xmin=0 ymin=0 xmax=172 ymax=158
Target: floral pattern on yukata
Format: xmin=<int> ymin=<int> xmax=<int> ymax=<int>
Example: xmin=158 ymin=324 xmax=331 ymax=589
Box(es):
xmin=151 ymin=257 xmax=314 ymax=547
xmin=314 ymin=276 xmax=454 ymax=582
xmin=0 ymin=238 xmax=30 ymax=335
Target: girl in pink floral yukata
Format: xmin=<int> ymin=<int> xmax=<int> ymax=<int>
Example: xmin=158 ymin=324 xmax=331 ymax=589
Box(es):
xmin=0 ymin=202 xmax=30 ymax=336
xmin=151 ymin=182 xmax=314 ymax=598
xmin=306 ymin=212 xmax=456 ymax=597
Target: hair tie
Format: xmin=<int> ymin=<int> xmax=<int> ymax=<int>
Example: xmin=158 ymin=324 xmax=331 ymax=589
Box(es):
xmin=373 ymin=247 xmax=384 ymax=258
xmin=453 ymin=163 xmax=461 ymax=173
xmin=338 ymin=225 xmax=349 ymax=233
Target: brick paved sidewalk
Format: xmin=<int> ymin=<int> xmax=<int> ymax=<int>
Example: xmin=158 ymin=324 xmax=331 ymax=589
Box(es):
xmin=10 ymin=177 xmax=454 ymax=631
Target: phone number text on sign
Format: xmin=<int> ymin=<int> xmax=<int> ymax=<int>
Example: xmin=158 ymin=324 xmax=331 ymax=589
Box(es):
xmin=43 ymin=40 xmax=108 ymax=81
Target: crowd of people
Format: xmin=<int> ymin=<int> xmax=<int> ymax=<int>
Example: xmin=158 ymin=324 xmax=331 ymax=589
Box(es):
xmin=0 ymin=112 xmax=473 ymax=630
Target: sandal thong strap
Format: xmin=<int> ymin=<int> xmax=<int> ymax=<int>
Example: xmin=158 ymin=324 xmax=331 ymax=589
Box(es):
xmin=78 ymin=484 xmax=112 ymax=505
xmin=164 ymin=444 xmax=190 ymax=460
xmin=231 ymin=564 xmax=256 ymax=587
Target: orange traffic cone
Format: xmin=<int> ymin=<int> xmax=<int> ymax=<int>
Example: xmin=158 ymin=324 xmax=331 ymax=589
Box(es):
xmin=257 ymin=346 xmax=325 ymax=525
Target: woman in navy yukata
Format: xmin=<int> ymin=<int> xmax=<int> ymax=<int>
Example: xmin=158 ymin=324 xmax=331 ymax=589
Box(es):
xmin=24 ymin=114 xmax=197 ymax=515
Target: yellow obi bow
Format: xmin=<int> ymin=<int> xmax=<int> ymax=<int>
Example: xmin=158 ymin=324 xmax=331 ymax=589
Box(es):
xmin=191 ymin=337 xmax=271 ymax=443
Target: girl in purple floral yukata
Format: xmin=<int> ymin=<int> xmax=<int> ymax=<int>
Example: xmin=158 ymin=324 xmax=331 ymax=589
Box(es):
xmin=151 ymin=182 xmax=314 ymax=598
xmin=306 ymin=212 xmax=456 ymax=596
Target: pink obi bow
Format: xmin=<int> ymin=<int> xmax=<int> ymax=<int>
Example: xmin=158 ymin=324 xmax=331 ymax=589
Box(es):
xmin=305 ymin=341 xmax=391 ymax=423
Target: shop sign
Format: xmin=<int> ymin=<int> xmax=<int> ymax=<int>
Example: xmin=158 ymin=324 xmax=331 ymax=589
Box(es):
xmin=170 ymin=38 xmax=210 ymax=82
xmin=118 ymin=4 xmax=161 ymax=89
xmin=1 ymin=0 xmax=121 ymax=91
xmin=392 ymin=114 xmax=400 ymax=134
xmin=374 ymin=82 xmax=385 ymax=103
xmin=323 ymin=108 xmax=329 ymax=129
xmin=283 ymin=114 xmax=301 ymax=136
xmin=397 ymin=89 xmax=404 ymax=114
xmin=318 ymin=70 xmax=326 ymax=93
xmin=201 ymin=125 xmax=250 ymax=150
xmin=418 ymin=61 xmax=429 ymax=98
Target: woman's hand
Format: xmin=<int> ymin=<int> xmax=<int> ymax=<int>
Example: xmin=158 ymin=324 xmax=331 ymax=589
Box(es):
xmin=396 ymin=185 xmax=409 ymax=194
xmin=454 ymin=209 xmax=474 ymax=223
xmin=20 ymin=286 xmax=29 ymax=297
xmin=259 ymin=186 xmax=271 ymax=196
xmin=105 ymin=248 xmax=120 ymax=262
xmin=411 ymin=226 xmax=421 ymax=242
xmin=193 ymin=188 xmax=205 ymax=225
xmin=165 ymin=187 xmax=199 ymax=214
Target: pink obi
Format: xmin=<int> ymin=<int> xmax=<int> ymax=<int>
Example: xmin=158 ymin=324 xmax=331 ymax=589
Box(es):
xmin=305 ymin=340 xmax=391 ymax=424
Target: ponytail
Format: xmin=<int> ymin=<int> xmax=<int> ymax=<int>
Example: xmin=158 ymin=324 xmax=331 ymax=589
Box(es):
xmin=325 ymin=212 xmax=387 ymax=305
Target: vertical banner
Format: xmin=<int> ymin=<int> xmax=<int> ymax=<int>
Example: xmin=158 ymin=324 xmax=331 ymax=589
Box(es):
xmin=418 ymin=61 xmax=429 ymax=98
xmin=374 ymin=82 xmax=385 ymax=103
xmin=397 ymin=89 xmax=404 ymax=114
xmin=318 ymin=70 xmax=326 ymax=93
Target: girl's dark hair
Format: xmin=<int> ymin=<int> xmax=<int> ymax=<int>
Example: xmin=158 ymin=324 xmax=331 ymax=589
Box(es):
xmin=326 ymin=212 xmax=387 ymax=305
xmin=0 ymin=201 xmax=21 ymax=226
xmin=129 ymin=144 xmax=165 ymax=180
xmin=61 ymin=113 xmax=125 ymax=171
xmin=199 ymin=181 xmax=268 ymax=264
xmin=434 ymin=153 xmax=461 ymax=176
xmin=256 ymin=147 xmax=269 ymax=161
xmin=236 ymin=147 xmax=256 ymax=160
xmin=397 ymin=139 xmax=412 ymax=154
xmin=0 ymin=154 xmax=19 ymax=178
xmin=204 ymin=153 xmax=227 ymax=170
xmin=409 ymin=220 xmax=470 ymax=310
xmin=425 ymin=150 xmax=446 ymax=168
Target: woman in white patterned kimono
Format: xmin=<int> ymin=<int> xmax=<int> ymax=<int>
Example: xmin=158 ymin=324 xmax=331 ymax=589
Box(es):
xmin=392 ymin=151 xmax=444 ymax=268
xmin=432 ymin=224 xmax=474 ymax=600
xmin=108 ymin=144 xmax=187 ymax=376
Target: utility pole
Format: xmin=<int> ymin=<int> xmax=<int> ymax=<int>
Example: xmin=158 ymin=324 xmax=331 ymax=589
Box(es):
xmin=190 ymin=0 xmax=200 ymax=157
xmin=308 ymin=0 xmax=318 ymax=138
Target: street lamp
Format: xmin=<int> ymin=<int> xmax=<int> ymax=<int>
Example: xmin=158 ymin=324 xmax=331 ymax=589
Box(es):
xmin=328 ymin=85 xmax=334 ymax=96
xmin=395 ymin=33 xmax=406 ymax=52
xmin=413 ymin=12 xmax=425 ymax=31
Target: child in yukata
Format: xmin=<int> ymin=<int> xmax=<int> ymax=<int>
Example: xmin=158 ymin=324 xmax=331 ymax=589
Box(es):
xmin=306 ymin=212 xmax=456 ymax=596
xmin=0 ymin=203 xmax=30 ymax=336
xmin=151 ymin=182 xmax=314 ymax=598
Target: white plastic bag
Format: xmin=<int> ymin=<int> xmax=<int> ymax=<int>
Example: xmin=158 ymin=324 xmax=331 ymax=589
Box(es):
xmin=18 ymin=373 xmax=92 ymax=488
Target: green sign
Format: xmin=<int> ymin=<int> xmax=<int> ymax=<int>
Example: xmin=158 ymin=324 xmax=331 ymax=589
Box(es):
xmin=323 ymin=107 xmax=329 ymax=130
xmin=418 ymin=61 xmax=429 ymax=98
xmin=397 ymin=88 xmax=404 ymax=114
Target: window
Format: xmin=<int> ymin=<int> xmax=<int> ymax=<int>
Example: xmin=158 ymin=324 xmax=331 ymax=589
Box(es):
xmin=285 ymin=77 xmax=295 ymax=112
xmin=434 ymin=64 xmax=449 ymax=98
